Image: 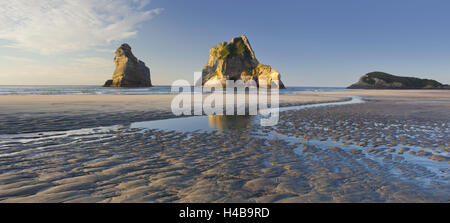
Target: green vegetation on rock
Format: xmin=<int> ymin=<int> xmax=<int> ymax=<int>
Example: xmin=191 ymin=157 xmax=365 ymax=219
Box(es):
xmin=363 ymin=72 xmax=442 ymax=87
xmin=348 ymin=71 xmax=449 ymax=89
xmin=218 ymin=38 xmax=251 ymax=59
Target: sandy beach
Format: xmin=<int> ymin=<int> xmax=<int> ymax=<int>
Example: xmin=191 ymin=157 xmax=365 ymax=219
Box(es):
xmin=299 ymin=89 xmax=450 ymax=100
xmin=0 ymin=90 xmax=448 ymax=202
xmin=0 ymin=94 xmax=347 ymax=134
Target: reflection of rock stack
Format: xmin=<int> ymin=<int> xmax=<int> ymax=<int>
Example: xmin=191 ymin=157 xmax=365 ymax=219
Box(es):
xmin=208 ymin=115 xmax=253 ymax=130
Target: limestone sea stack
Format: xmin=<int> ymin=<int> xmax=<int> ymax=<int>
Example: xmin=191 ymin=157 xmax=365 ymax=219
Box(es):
xmin=103 ymin=43 xmax=152 ymax=87
xmin=201 ymin=35 xmax=285 ymax=89
xmin=348 ymin=71 xmax=450 ymax=89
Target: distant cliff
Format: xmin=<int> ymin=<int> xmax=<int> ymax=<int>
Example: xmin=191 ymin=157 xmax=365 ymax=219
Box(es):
xmin=348 ymin=72 xmax=450 ymax=89
xmin=201 ymin=35 xmax=285 ymax=89
xmin=104 ymin=43 xmax=152 ymax=88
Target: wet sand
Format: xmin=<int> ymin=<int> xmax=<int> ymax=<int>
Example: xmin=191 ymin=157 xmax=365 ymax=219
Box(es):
xmin=0 ymin=90 xmax=448 ymax=202
xmin=0 ymin=94 xmax=346 ymax=134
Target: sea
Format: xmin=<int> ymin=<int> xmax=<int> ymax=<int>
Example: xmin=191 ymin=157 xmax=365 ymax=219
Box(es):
xmin=0 ymin=85 xmax=346 ymax=96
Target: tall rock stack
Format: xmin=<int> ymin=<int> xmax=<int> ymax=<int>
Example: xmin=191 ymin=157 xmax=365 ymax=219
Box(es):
xmin=201 ymin=35 xmax=285 ymax=89
xmin=103 ymin=43 xmax=152 ymax=88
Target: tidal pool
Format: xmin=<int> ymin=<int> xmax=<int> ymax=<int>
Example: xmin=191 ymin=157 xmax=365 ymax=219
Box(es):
xmin=130 ymin=96 xmax=364 ymax=133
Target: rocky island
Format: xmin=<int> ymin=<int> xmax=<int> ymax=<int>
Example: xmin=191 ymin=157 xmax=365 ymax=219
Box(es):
xmin=348 ymin=71 xmax=450 ymax=89
xmin=201 ymin=35 xmax=285 ymax=89
xmin=103 ymin=43 xmax=152 ymax=88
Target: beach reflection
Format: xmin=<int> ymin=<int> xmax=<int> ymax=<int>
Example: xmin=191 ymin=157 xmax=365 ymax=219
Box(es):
xmin=208 ymin=115 xmax=253 ymax=130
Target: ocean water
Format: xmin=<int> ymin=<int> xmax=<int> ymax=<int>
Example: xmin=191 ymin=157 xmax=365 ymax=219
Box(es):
xmin=0 ymin=85 xmax=346 ymax=95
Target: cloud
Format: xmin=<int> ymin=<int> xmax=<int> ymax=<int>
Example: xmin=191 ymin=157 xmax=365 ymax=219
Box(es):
xmin=73 ymin=57 xmax=112 ymax=68
xmin=0 ymin=0 xmax=163 ymax=54
xmin=94 ymin=48 xmax=116 ymax=53
xmin=0 ymin=57 xmax=114 ymax=85
xmin=1 ymin=56 xmax=36 ymax=63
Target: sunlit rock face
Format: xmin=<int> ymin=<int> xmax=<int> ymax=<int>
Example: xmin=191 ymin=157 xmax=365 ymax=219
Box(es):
xmin=103 ymin=43 xmax=152 ymax=88
xmin=202 ymin=35 xmax=285 ymax=89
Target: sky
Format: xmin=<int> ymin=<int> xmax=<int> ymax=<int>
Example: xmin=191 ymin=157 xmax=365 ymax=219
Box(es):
xmin=0 ymin=0 xmax=449 ymax=87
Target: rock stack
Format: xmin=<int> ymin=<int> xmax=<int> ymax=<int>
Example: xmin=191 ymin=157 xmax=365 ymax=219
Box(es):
xmin=201 ymin=35 xmax=285 ymax=89
xmin=103 ymin=43 xmax=152 ymax=88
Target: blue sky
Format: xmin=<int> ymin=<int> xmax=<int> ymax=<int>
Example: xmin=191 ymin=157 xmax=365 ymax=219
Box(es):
xmin=1 ymin=0 xmax=449 ymax=86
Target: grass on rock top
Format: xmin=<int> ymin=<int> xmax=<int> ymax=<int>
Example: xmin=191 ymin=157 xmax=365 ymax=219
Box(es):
xmin=219 ymin=38 xmax=251 ymax=59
